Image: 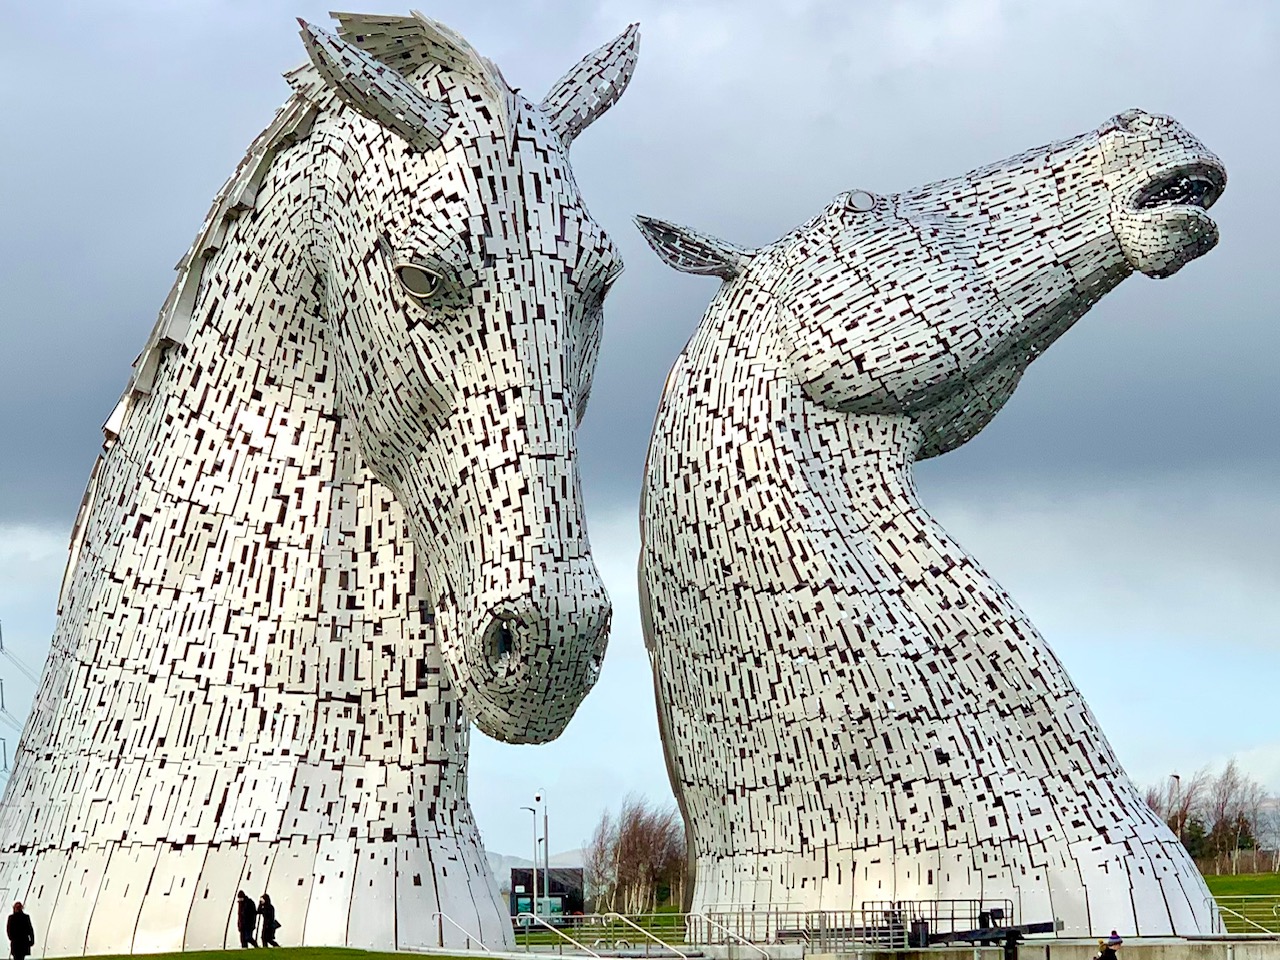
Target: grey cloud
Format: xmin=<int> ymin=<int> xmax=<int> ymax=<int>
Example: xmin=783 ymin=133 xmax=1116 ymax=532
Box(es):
xmin=2 ymin=0 xmax=1275 ymax=529
xmin=927 ymin=473 xmax=1280 ymax=650
xmin=582 ymin=0 xmax=1278 ymax=508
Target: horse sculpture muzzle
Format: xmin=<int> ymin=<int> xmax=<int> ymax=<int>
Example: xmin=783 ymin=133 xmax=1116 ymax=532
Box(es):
xmin=431 ymin=528 xmax=612 ymax=744
xmin=400 ymin=358 xmax=612 ymax=745
xmin=464 ymin=563 xmax=612 ymax=742
xmin=1104 ymin=109 xmax=1226 ymax=278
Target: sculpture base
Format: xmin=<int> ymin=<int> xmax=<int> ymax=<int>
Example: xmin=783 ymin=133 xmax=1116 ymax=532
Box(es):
xmin=0 ymin=835 xmax=511 ymax=956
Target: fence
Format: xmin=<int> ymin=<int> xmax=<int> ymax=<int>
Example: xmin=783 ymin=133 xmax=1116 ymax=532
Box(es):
xmin=691 ymin=900 xmax=1015 ymax=951
xmin=513 ymin=913 xmax=685 ymax=952
xmin=1208 ymin=896 xmax=1280 ymax=935
xmin=1197 ymin=852 xmax=1280 ymax=876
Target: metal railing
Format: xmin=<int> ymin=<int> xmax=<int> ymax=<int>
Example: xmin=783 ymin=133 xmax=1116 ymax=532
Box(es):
xmin=516 ymin=912 xmax=603 ymax=957
xmin=598 ymin=912 xmax=690 ymax=958
xmin=429 ymin=912 xmax=494 ymax=952
xmin=697 ymin=909 xmax=906 ymax=950
xmin=1207 ymin=896 xmax=1280 ymax=936
xmin=696 ymin=899 xmax=1016 ymax=951
xmin=685 ymin=913 xmax=769 ymax=959
xmin=515 ymin=913 xmax=687 ymax=948
xmin=501 ymin=901 xmax=1025 ymax=954
xmin=862 ymin=898 xmax=1014 ymax=930
xmin=861 ymin=898 xmax=1016 ymax=945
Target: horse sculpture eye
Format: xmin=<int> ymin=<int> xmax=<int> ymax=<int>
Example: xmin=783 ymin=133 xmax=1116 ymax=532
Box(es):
xmin=846 ymin=190 xmax=876 ymax=213
xmin=395 ymin=263 xmax=443 ymax=298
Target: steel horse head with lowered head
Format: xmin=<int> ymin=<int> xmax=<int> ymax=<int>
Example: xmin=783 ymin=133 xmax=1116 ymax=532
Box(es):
xmin=0 ymin=12 xmax=637 ymax=953
xmin=299 ymin=14 xmax=634 ymax=743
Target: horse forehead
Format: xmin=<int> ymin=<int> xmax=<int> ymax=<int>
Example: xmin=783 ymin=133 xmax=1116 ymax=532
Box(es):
xmin=506 ymin=127 xmax=620 ymax=264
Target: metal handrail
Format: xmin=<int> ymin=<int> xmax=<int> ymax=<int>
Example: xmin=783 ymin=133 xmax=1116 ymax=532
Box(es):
xmin=686 ymin=912 xmax=770 ymax=960
xmin=1205 ymin=896 xmax=1280 ymax=937
xmin=516 ymin=912 xmax=602 ymax=958
xmin=430 ymin=912 xmax=494 ymax=952
xmin=700 ymin=902 xmax=800 ymax=912
xmin=599 ymin=912 xmax=689 ymax=959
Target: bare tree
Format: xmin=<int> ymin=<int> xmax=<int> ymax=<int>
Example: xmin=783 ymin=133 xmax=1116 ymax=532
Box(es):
xmin=584 ymin=809 xmax=618 ymax=911
xmin=1234 ymin=775 xmax=1268 ymax=873
xmin=1146 ymin=769 xmax=1210 ymax=848
xmin=1203 ymin=759 xmax=1255 ymax=872
xmin=582 ymin=794 xmax=688 ymax=914
xmin=1148 ymin=760 xmax=1278 ymax=875
xmin=1257 ymin=796 xmax=1280 ymax=872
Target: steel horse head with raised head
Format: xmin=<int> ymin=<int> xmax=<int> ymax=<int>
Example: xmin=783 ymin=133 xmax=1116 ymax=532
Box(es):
xmin=636 ymin=110 xmax=1226 ymax=934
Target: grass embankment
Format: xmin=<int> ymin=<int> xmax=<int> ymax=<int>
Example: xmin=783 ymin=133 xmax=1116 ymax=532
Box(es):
xmin=1205 ymin=873 xmax=1280 ymax=898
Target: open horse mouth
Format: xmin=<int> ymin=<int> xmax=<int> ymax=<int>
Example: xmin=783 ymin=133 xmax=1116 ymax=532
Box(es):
xmin=1132 ymin=162 xmax=1225 ymax=212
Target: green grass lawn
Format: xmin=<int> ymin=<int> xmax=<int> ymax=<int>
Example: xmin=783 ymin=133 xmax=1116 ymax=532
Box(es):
xmin=83 ymin=950 xmax=472 ymax=960
xmin=513 ymin=913 xmax=685 ymax=947
xmin=1205 ymin=873 xmax=1280 ymax=898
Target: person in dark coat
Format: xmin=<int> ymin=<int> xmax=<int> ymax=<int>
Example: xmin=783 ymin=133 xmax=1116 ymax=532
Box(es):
xmin=258 ymin=895 xmax=279 ymax=947
xmin=7 ymin=903 xmax=34 ymax=960
xmin=236 ymin=891 xmax=258 ymax=948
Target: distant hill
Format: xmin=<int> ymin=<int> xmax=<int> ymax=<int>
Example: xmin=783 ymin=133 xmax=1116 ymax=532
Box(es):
xmin=486 ymin=849 xmax=584 ymax=892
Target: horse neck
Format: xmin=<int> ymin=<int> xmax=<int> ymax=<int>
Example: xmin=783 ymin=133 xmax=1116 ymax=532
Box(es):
xmin=665 ymin=290 xmax=1040 ymax=663
xmin=796 ymin=409 xmax=1026 ymax=635
xmin=791 ymin=404 xmax=1124 ymax=779
xmin=662 ymin=289 xmax=1048 ymax=648
xmin=51 ymin=133 xmax=464 ymax=765
xmin=91 ymin=169 xmax=329 ymax=592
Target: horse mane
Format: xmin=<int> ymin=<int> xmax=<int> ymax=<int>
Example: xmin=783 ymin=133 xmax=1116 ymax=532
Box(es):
xmin=102 ymin=12 xmax=511 ymax=451
xmin=301 ymin=11 xmax=510 ymax=108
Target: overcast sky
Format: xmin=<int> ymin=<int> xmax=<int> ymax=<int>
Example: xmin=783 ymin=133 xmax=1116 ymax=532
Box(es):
xmin=0 ymin=0 xmax=1276 ymax=860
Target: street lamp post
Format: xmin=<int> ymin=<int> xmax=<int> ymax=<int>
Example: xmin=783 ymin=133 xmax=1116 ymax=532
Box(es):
xmin=521 ymin=805 xmax=538 ymax=919
xmin=540 ymin=792 xmax=549 ymax=911
xmin=1171 ymin=773 xmax=1183 ymax=843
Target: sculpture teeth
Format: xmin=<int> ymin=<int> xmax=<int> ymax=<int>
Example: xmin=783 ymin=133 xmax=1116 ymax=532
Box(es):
xmin=1137 ymin=173 xmax=1219 ymax=210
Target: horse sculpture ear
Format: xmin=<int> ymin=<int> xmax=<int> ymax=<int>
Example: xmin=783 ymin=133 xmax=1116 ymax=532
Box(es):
xmin=298 ymin=20 xmax=451 ymax=152
xmin=634 ymin=216 xmax=748 ymax=280
xmin=541 ymin=25 xmax=640 ymax=145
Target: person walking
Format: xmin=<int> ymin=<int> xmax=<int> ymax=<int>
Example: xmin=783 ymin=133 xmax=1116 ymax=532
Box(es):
xmin=1097 ymin=933 xmax=1121 ymax=960
xmin=6 ymin=903 xmax=34 ymax=960
xmin=236 ymin=891 xmax=258 ymax=948
xmin=258 ymin=895 xmax=279 ymax=947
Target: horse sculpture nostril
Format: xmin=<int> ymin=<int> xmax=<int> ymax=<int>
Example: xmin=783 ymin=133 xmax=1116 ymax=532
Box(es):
xmin=482 ymin=615 xmax=519 ymax=672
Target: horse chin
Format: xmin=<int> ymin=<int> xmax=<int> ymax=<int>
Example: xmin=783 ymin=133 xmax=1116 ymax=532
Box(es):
xmin=466 ymin=688 xmax=577 ymax=745
xmin=1113 ymin=204 xmax=1220 ymax=279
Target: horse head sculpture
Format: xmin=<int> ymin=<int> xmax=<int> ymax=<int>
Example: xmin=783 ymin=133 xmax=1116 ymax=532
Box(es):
xmin=0 ymin=15 xmax=638 ymax=954
xmin=301 ymin=15 xmax=636 ymax=742
xmin=639 ymin=109 xmax=1223 ymax=457
xmin=635 ymin=111 xmax=1225 ymax=934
